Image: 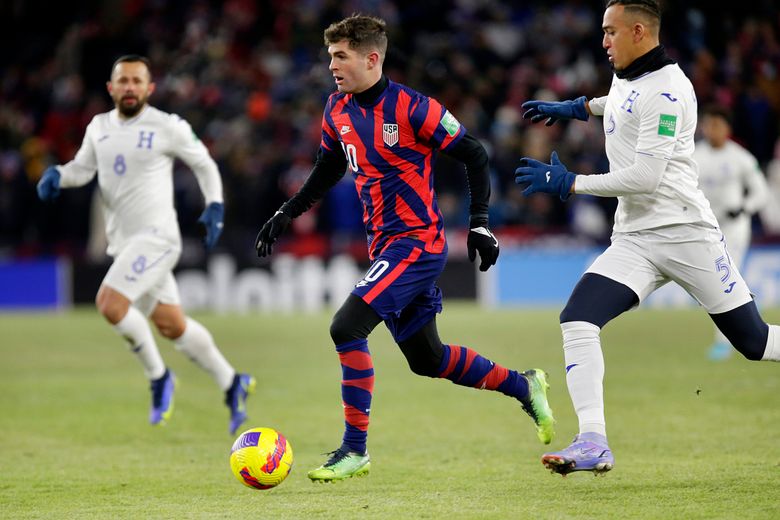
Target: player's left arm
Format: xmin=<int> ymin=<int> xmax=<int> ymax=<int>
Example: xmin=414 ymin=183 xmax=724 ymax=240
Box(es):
xmin=170 ymin=116 xmax=224 ymax=250
xmin=411 ymin=96 xmax=499 ymax=270
xmin=439 ymin=132 xmax=499 ymax=271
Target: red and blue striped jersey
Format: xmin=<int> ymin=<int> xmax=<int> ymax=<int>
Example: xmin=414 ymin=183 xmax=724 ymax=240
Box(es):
xmin=320 ymin=79 xmax=465 ymax=260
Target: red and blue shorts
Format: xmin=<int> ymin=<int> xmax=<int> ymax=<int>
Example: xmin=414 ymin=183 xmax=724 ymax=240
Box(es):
xmin=352 ymin=238 xmax=446 ymax=342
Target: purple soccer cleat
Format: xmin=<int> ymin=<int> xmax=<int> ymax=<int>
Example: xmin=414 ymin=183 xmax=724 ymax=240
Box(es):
xmin=225 ymin=373 xmax=256 ymax=435
xmin=541 ymin=432 xmax=614 ymax=476
xmin=149 ymin=369 xmax=176 ymax=425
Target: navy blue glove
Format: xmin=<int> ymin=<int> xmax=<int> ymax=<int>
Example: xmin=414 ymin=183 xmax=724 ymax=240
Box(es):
xmin=37 ymin=166 xmax=61 ymax=201
xmin=255 ymin=210 xmax=292 ymax=257
xmin=467 ymin=221 xmax=500 ymax=272
xmin=198 ymin=202 xmax=224 ymax=250
xmin=515 ymin=151 xmax=576 ymax=200
xmin=522 ymin=96 xmax=589 ymax=126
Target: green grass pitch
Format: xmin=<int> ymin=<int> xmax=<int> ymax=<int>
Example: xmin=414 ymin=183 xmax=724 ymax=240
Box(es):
xmin=1 ymin=304 xmax=778 ymax=519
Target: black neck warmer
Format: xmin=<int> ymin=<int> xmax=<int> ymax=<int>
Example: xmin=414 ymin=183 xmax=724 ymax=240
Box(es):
xmin=615 ymin=45 xmax=675 ymax=80
xmin=354 ymin=75 xmax=388 ymax=105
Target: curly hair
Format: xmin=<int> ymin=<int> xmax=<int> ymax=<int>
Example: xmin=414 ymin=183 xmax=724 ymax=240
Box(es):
xmin=324 ymin=14 xmax=388 ymax=59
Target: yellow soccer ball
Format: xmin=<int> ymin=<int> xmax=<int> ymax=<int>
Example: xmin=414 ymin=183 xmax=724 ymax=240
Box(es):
xmin=229 ymin=427 xmax=293 ymax=489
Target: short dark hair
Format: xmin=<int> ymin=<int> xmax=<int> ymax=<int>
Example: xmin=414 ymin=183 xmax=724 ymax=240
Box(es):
xmin=324 ymin=14 xmax=388 ymax=59
xmin=701 ymin=104 xmax=732 ymax=125
xmin=606 ymin=0 xmax=662 ymax=32
xmin=111 ymin=54 xmax=152 ymax=79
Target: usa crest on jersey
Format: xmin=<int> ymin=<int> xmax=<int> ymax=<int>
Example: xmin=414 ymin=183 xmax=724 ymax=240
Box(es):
xmin=383 ymin=123 xmax=399 ymax=146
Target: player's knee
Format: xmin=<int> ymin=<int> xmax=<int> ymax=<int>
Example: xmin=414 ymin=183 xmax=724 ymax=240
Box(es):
xmin=732 ymin=337 xmax=765 ymax=361
xmin=711 ymin=302 xmax=768 ymax=361
xmin=559 ymin=304 xmax=579 ymax=324
xmin=96 ymin=295 xmax=128 ymax=325
xmin=397 ymin=335 xmax=443 ymax=378
xmin=405 ymin=355 xmax=439 ymax=377
xmin=153 ymin=315 xmax=185 ymax=339
xmin=329 ymin=313 xmax=362 ymax=345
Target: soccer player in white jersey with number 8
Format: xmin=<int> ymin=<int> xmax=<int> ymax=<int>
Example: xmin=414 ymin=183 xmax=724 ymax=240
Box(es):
xmin=515 ymin=0 xmax=779 ymax=475
xmin=37 ymin=55 xmax=255 ymax=435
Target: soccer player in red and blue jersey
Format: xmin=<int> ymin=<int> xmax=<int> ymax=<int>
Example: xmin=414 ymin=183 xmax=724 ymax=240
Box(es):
xmin=255 ymin=14 xmax=555 ymax=482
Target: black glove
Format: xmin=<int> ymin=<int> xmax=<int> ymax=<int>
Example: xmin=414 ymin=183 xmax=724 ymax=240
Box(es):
xmin=467 ymin=221 xmax=499 ymax=272
xmin=255 ymin=210 xmax=292 ymax=257
xmin=727 ymin=208 xmax=744 ymax=219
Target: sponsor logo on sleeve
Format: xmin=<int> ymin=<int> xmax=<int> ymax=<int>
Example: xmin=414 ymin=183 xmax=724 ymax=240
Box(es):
xmin=440 ymin=110 xmax=461 ymax=137
xmin=658 ymin=114 xmax=677 ymax=137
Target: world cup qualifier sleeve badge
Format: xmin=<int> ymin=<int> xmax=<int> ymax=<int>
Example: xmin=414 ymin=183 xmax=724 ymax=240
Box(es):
xmin=657 ymin=114 xmax=677 ymax=137
xmin=383 ymin=123 xmax=399 ymax=146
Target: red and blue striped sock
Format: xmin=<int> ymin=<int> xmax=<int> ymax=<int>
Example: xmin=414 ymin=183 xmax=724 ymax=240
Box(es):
xmin=336 ymin=338 xmax=374 ymax=455
xmin=437 ymin=344 xmax=529 ymax=401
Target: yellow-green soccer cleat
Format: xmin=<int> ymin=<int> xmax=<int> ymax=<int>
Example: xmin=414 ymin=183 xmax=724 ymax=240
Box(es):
xmin=308 ymin=448 xmax=371 ymax=482
xmin=520 ymin=369 xmax=555 ymax=444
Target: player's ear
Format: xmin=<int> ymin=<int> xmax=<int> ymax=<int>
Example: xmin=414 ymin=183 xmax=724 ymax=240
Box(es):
xmin=633 ymin=22 xmax=645 ymax=43
xmin=106 ymin=81 xmax=113 ymax=95
xmin=148 ymin=81 xmax=156 ymax=96
xmin=366 ymin=51 xmax=380 ymax=69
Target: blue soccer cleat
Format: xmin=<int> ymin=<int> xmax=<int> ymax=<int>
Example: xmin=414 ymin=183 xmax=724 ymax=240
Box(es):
xmin=149 ymin=369 xmax=176 ymax=425
xmin=226 ymin=373 xmax=256 ymax=435
xmin=541 ymin=432 xmax=614 ymax=476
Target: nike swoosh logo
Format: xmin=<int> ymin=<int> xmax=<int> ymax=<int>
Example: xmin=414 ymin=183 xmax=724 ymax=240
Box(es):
xmin=471 ymin=226 xmax=499 ymax=247
xmin=566 ymin=363 xmax=578 ymax=373
xmin=546 ymin=171 xmax=551 ymax=183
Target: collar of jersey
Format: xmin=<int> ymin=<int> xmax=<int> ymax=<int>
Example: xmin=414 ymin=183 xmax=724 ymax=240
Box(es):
xmin=614 ymin=45 xmax=675 ymax=81
xmin=112 ymin=105 xmax=149 ymax=125
xmin=352 ymin=75 xmax=389 ymax=107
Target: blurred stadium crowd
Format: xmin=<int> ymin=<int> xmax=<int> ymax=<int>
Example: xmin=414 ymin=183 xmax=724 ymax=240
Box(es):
xmin=1 ymin=0 xmax=779 ymax=265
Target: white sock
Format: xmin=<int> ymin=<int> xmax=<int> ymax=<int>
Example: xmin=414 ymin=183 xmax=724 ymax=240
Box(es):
xmin=561 ymin=321 xmax=607 ymax=437
xmin=113 ymin=306 xmax=166 ymax=380
xmin=174 ymin=317 xmax=235 ymax=390
xmin=762 ymin=324 xmax=780 ymax=361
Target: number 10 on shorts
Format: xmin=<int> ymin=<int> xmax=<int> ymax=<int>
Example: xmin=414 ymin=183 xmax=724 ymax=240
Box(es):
xmin=356 ymin=260 xmax=390 ymax=288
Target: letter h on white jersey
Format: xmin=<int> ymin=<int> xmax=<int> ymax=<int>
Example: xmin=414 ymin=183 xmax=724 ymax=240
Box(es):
xmin=137 ymin=131 xmax=155 ymax=149
xmin=620 ymin=90 xmax=640 ymax=113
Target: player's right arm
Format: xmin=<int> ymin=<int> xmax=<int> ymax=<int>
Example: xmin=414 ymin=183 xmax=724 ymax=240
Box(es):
xmin=37 ymin=120 xmax=99 ymax=200
xmin=254 ymin=97 xmax=348 ymax=257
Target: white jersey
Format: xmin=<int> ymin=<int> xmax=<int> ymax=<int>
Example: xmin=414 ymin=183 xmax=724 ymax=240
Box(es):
xmin=57 ymin=106 xmax=222 ymax=256
xmin=579 ymin=63 xmax=718 ymax=232
xmin=694 ymin=139 xmax=767 ymax=224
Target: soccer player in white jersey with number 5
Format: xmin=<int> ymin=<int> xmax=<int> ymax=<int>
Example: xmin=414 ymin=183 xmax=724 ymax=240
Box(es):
xmin=694 ymin=105 xmax=768 ymax=360
xmin=37 ymin=55 xmax=255 ymax=435
xmin=514 ymin=0 xmax=779 ymax=475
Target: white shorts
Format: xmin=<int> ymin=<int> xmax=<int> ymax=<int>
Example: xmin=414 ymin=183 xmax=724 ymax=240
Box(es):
xmin=587 ymin=223 xmax=753 ymax=314
xmin=103 ymin=234 xmax=182 ymax=316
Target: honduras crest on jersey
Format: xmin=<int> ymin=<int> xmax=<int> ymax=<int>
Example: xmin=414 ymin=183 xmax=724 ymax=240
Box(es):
xmin=382 ymin=123 xmax=399 ymax=146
